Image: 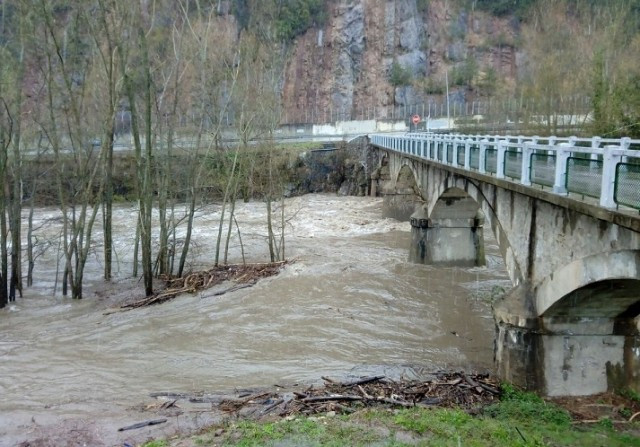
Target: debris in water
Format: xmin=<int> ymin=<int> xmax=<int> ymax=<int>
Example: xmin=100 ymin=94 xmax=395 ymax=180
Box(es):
xmin=110 ymin=261 xmax=288 ymax=311
xmin=149 ymin=371 xmax=500 ymax=419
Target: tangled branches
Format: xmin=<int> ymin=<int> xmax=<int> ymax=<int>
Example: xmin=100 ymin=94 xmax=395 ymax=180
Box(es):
xmin=120 ymin=261 xmax=287 ymax=310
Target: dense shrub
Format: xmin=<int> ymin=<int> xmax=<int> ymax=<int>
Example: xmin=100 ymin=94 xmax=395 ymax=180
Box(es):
xmin=389 ymin=62 xmax=413 ymax=87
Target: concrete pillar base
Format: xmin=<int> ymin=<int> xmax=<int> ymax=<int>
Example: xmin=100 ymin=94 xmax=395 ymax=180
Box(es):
xmin=409 ymin=205 xmax=486 ymax=267
xmin=494 ymin=287 xmax=640 ymax=396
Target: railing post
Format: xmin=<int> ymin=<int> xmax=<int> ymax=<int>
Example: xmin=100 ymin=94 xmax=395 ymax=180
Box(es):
xmin=553 ymin=142 xmax=571 ymax=195
xmin=496 ymin=140 xmax=507 ymax=179
xmin=479 ymin=139 xmax=488 ymax=174
xmin=521 ymin=142 xmax=533 ymax=186
xmin=452 ymin=139 xmax=459 ymax=167
xmin=620 ymin=137 xmax=631 ymax=150
xmin=421 ymin=139 xmax=425 ymax=158
xmin=621 ymin=137 xmax=631 ymax=163
xmin=600 ymin=145 xmax=622 ymax=208
xmin=590 ymin=136 xmax=601 ymax=161
xmin=464 ymin=139 xmax=472 ymax=169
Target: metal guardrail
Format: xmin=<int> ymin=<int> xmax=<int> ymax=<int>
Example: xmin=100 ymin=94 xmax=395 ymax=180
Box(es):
xmin=369 ymin=132 xmax=640 ymax=212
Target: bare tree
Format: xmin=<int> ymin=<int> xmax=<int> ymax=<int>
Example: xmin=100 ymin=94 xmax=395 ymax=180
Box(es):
xmin=0 ymin=97 xmax=12 ymax=308
xmin=37 ymin=0 xmax=107 ymax=299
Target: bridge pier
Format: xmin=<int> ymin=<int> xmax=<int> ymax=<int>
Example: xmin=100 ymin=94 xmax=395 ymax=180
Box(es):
xmin=409 ymin=191 xmax=486 ymax=266
xmin=494 ymin=288 xmax=640 ymax=396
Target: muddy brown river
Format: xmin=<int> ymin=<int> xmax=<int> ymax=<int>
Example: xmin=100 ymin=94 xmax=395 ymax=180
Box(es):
xmin=0 ymin=194 xmax=510 ymax=446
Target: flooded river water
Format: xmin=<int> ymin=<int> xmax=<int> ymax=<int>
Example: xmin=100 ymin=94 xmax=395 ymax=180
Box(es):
xmin=0 ymin=194 xmax=510 ymax=446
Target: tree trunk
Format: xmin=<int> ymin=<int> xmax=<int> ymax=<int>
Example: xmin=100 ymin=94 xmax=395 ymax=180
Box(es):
xmin=266 ymin=197 xmax=275 ymax=262
xmin=223 ymin=179 xmax=239 ymax=265
xmin=27 ymin=181 xmax=36 ymax=287
xmin=215 ymin=149 xmax=239 ymax=266
xmin=140 ymin=26 xmax=154 ymax=297
xmin=103 ymin=121 xmax=114 ymax=280
xmin=9 ymin=43 xmax=24 ymax=302
xmin=0 ymin=94 xmax=10 ymax=308
xmin=177 ymin=188 xmax=196 ymax=277
xmin=133 ymin=214 xmax=140 ymax=277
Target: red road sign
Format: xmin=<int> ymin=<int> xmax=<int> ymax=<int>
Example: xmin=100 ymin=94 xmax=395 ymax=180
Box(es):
xmin=412 ymin=114 xmax=421 ymax=125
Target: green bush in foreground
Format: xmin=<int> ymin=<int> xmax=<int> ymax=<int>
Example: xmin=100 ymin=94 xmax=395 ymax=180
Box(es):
xmin=483 ymin=383 xmax=572 ymax=426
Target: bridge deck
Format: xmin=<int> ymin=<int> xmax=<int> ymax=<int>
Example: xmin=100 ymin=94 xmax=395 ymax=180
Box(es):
xmin=370 ymin=133 xmax=640 ymax=231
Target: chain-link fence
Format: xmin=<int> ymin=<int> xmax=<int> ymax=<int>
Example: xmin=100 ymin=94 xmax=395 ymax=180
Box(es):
xmin=530 ymin=153 xmax=556 ymax=187
xmin=566 ymin=157 xmax=602 ymax=198
xmin=469 ymin=145 xmax=480 ymax=170
xmin=279 ymin=96 xmax=592 ymax=127
xmin=614 ymin=163 xmax=640 ymax=210
xmin=485 ymin=148 xmax=498 ymax=174
xmin=504 ymin=148 xmax=522 ymax=180
xmin=457 ymin=144 xmax=465 ymax=166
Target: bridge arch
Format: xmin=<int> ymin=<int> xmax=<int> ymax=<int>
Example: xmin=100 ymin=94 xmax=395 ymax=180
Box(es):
xmin=395 ymin=164 xmax=421 ymax=197
xmin=429 ymin=176 xmax=524 ymax=286
xmin=534 ymin=250 xmax=640 ymax=318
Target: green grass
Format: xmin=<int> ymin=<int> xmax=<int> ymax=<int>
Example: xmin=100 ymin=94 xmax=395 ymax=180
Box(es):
xmin=147 ymin=384 xmax=640 ymax=446
xmin=195 ymin=405 xmax=639 ymax=447
xmin=141 ymin=440 xmax=168 ymax=447
xmin=619 ymin=387 xmax=640 ymax=403
xmin=484 ymin=383 xmax=572 ymax=426
xmin=219 ymin=417 xmax=380 ymax=447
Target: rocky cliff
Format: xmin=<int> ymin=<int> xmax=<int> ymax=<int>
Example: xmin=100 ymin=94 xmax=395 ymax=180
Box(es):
xmin=281 ymin=0 xmax=521 ymax=123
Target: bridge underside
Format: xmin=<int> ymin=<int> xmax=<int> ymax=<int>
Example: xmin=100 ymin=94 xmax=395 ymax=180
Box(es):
xmin=544 ymin=279 xmax=640 ymax=319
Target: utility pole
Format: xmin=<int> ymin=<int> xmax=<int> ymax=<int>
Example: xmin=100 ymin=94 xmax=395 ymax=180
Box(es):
xmin=445 ymin=71 xmax=450 ymax=130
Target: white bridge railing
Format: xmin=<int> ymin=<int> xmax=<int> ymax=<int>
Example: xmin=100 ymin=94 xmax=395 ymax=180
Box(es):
xmin=369 ymin=133 xmax=640 ymax=212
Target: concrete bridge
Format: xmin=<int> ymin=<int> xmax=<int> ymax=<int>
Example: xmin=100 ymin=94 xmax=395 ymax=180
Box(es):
xmin=367 ymin=132 xmax=640 ymax=396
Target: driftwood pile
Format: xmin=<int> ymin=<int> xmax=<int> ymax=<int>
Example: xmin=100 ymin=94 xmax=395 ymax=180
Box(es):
xmin=150 ymin=372 xmax=500 ymax=419
xmin=120 ymin=261 xmax=287 ymax=310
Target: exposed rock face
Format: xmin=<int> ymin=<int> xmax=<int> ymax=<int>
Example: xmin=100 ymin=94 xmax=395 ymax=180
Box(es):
xmin=285 ymin=138 xmax=379 ymax=197
xmin=281 ymin=0 xmax=520 ymax=123
xmin=331 ymin=1 xmax=366 ymax=115
xmin=396 ymin=0 xmax=427 ymax=77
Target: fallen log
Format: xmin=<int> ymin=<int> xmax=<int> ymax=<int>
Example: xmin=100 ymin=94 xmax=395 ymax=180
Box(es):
xmin=344 ymin=375 xmax=386 ymax=387
xmin=210 ymin=281 xmax=256 ymax=297
xmin=117 ymin=419 xmax=167 ymax=432
xmin=149 ymin=392 xmax=193 ymax=399
xmin=301 ymin=395 xmax=363 ymax=403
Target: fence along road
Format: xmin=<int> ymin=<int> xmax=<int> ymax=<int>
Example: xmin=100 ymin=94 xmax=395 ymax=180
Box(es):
xmin=369 ymin=133 xmax=640 ymax=213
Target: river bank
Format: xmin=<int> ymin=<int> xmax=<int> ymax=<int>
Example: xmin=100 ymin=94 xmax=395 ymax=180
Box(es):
xmin=160 ymin=389 xmax=640 ymax=447
xmin=131 ymin=377 xmax=640 ymax=447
